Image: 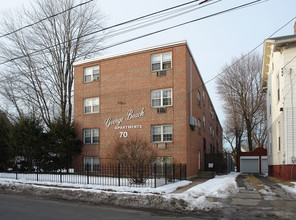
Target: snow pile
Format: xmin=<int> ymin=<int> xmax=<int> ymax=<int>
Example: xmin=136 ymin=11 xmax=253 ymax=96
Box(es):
xmin=183 ymin=172 xmax=239 ymax=198
xmin=0 ymin=173 xmax=240 ymax=212
xmin=0 ymin=178 xmax=191 ymax=195
xmin=279 ymin=182 xmax=296 ymax=199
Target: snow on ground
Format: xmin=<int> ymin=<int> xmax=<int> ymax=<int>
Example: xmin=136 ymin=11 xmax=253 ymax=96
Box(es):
xmin=0 ymin=177 xmax=191 ymax=194
xmin=279 ymin=182 xmax=296 ymax=199
xmin=182 ymin=172 xmax=240 ymax=198
xmin=0 ymin=172 xmax=240 ymax=211
xmin=258 ymin=184 xmax=277 ymax=200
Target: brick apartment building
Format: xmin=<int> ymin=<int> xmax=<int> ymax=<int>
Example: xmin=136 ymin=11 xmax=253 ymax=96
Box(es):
xmin=73 ymin=40 xmax=222 ymax=178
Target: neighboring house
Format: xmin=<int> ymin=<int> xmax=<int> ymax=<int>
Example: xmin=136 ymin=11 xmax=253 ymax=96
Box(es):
xmin=261 ymin=27 xmax=296 ymax=180
xmin=73 ymin=40 xmax=223 ymax=178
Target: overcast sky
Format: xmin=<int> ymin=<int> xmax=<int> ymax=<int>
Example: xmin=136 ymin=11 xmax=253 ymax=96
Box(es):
xmin=0 ymin=0 xmax=295 ymax=126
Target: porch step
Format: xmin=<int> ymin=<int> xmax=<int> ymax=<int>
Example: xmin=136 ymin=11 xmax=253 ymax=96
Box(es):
xmin=198 ymin=171 xmax=216 ymax=179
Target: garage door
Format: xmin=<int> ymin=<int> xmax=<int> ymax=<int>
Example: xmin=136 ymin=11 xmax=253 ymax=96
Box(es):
xmin=261 ymin=156 xmax=268 ymax=173
xmin=240 ymin=156 xmax=259 ymax=173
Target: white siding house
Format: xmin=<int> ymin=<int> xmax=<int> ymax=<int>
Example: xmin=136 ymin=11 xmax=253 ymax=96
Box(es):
xmin=261 ymin=33 xmax=296 ymax=180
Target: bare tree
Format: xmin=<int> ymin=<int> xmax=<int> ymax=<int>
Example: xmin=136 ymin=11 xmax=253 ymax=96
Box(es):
xmin=223 ymin=114 xmax=244 ymax=166
xmin=0 ymin=0 xmax=105 ymax=125
xmin=112 ymin=136 xmax=157 ymax=184
xmin=217 ymin=52 xmax=266 ymax=152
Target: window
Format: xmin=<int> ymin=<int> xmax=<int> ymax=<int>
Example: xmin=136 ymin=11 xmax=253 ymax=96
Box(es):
xmin=203 ymin=114 xmax=206 ymax=128
xmin=198 ymin=119 xmax=201 ymax=135
xmin=197 ymin=91 xmax=201 ymax=107
xmin=84 ymin=65 xmax=100 ymax=82
xmin=202 ymin=89 xmax=205 ymax=105
xmin=83 ymin=128 xmax=99 ymax=144
xmin=84 ymin=157 xmax=99 ymax=172
xmin=210 ymin=144 xmax=213 ymax=154
xmin=151 ymin=52 xmax=172 ymax=71
xmin=84 ymin=97 xmax=99 ymax=114
xmin=154 ymin=157 xmax=173 ymax=175
xmin=210 ymin=106 xmax=213 ymax=118
xmin=152 ymin=124 xmax=173 ymax=142
xmin=277 ymin=74 xmax=280 ymax=101
xmin=151 ymin=88 xmax=172 ymax=107
xmin=278 ymin=121 xmax=281 ymax=151
xmin=203 ymin=138 xmax=206 ymax=153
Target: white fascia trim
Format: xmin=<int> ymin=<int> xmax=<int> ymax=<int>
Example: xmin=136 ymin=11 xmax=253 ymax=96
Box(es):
xmin=74 ymin=40 xmax=187 ymax=66
xmin=240 ymin=156 xmax=259 ymax=159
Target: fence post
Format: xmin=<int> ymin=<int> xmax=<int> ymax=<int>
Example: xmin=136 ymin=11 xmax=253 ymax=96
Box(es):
xmin=154 ymin=164 xmax=157 ymax=188
xmin=36 ymin=164 xmax=39 ymax=182
xmin=60 ymin=168 xmax=62 ymax=183
xmin=87 ymin=164 xmax=90 ymax=184
xmin=118 ymin=164 xmax=120 ymax=187
xmin=173 ymin=164 xmax=175 ymax=182
xmin=15 ymin=165 xmax=18 ymax=180
xmin=164 ymin=163 xmax=167 ymax=185
xmin=179 ymin=163 xmax=182 ymax=181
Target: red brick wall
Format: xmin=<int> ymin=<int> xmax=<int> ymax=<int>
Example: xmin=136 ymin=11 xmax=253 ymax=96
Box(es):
xmin=73 ymin=43 xmax=223 ymax=177
xmin=269 ymin=165 xmax=296 ymax=180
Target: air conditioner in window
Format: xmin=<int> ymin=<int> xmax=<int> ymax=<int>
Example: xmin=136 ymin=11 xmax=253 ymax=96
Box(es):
xmin=157 ymin=107 xmax=166 ymax=113
xmin=93 ymin=75 xmax=99 ymax=80
xmin=189 ymin=116 xmax=197 ymax=130
xmin=157 ymin=143 xmax=166 ymax=149
xmin=157 ymin=70 xmax=166 ymax=77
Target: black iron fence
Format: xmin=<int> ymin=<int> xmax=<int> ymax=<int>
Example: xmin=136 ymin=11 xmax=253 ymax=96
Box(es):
xmin=0 ymin=163 xmax=186 ymax=188
xmin=204 ymin=153 xmax=227 ymax=174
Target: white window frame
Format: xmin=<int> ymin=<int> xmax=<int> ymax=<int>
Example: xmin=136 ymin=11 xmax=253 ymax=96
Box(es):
xmin=84 ymin=65 xmax=100 ymax=83
xmin=202 ymin=89 xmax=205 ymax=105
xmin=84 ymin=97 xmax=99 ymax=114
xmin=203 ymin=114 xmax=206 ymax=128
xmin=151 ymin=88 xmax=173 ymax=108
xmin=83 ymin=128 xmax=99 ymax=144
xmin=277 ymin=74 xmax=280 ymax=102
xmin=151 ymin=52 xmax=172 ymax=71
xmin=84 ymin=157 xmax=99 ymax=172
xmin=151 ymin=124 xmax=173 ymax=143
xmin=197 ymin=91 xmax=201 ymax=107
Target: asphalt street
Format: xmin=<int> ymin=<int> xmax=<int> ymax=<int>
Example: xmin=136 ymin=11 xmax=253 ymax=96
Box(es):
xmin=0 ymin=193 xmax=207 ymax=220
xmin=0 ymin=174 xmax=296 ymax=220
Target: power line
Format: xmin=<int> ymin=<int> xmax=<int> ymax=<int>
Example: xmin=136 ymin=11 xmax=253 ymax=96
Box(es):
xmin=90 ymin=0 xmax=263 ymax=55
xmin=0 ymin=0 xmax=94 ymax=39
xmin=1 ymin=0 xmax=265 ymax=76
xmin=102 ymin=0 xmax=221 ymax=43
xmin=0 ymin=0 xmax=261 ymax=66
xmin=189 ymin=14 xmax=296 ymax=96
xmin=0 ymin=0 xmax=207 ymax=66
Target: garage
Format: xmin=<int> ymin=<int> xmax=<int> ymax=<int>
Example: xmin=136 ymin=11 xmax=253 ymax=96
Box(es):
xmin=240 ymin=156 xmax=259 ymax=173
xmin=261 ymin=156 xmax=268 ymax=173
xmin=238 ymin=147 xmax=268 ymax=174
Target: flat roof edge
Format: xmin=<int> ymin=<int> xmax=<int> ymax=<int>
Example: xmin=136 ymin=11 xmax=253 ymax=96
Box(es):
xmin=74 ymin=40 xmax=187 ymax=66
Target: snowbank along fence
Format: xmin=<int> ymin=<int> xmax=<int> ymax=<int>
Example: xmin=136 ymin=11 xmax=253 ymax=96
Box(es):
xmin=0 ymin=163 xmax=186 ymax=188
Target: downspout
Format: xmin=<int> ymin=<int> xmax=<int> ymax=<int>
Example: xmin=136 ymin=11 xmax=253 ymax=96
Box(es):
xmin=290 ymin=68 xmax=295 ymax=179
xmin=190 ymin=58 xmax=193 ymax=116
xmin=290 ymin=68 xmax=295 ymax=157
xmin=190 ymin=57 xmax=192 ymax=176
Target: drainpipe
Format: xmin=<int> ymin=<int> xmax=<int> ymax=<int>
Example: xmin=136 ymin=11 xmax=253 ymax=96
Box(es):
xmin=290 ymin=68 xmax=295 ymax=179
xmin=290 ymin=68 xmax=295 ymax=157
xmin=190 ymin=58 xmax=192 ymax=117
